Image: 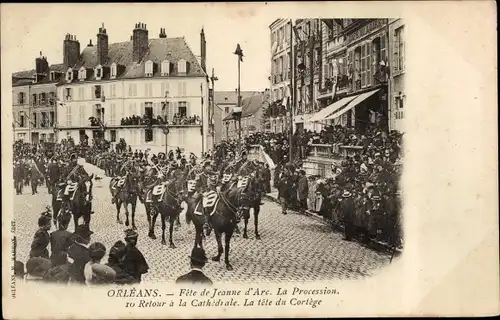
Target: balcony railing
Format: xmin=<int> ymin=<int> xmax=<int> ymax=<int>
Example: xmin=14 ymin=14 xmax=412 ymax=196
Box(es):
xmin=309 ymin=144 xmax=364 ymax=158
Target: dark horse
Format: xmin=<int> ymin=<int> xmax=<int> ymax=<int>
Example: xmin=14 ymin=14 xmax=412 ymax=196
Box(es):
xmin=52 ymin=174 xmax=94 ymax=230
xmin=238 ymin=161 xmax=266 ymax=240
xmin=139 ymin=174 xmax=186 ymax=248
xmin=186 ymin=184 xmax=251 ymax=271
xmin=109 ymin=172 xmax=140 ymax=229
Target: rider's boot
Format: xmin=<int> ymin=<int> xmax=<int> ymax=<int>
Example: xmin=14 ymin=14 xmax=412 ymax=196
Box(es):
xmin=203 ymin=207 xmax=213 ymax=236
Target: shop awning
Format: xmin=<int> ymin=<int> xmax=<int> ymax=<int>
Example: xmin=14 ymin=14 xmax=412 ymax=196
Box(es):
xmin=324 ymin=89 xmax=380 ymax=121
xmin=308 ymin=95 xmax=358 ymax=122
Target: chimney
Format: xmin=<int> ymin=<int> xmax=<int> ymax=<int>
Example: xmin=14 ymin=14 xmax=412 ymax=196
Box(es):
xmin=35 ymin=51 xmax=49 ymax=74
xmin=200 ymin=28 xmax=206 ymax=72
xmin=96 ymin=23 xmax=109 ymax=65
xmin=88 ymin=39 xmax=93 ymax=47
xmin=133 ymin=22 xmax=149 ymax=62
xmin=159 ymin=28 xmax=167 ymax=38
xmin=63 ymin=34 xmax=80 ymax=69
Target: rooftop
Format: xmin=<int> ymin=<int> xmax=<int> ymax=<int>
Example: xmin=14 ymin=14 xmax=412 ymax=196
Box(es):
xmin=223 ymin=91 xmax=271 ymax=121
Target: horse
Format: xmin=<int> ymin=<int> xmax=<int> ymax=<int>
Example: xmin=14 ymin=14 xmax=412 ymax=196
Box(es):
xmin=139 ymin=173 xmax=186 ymax=248
xmin=52 ymin=174 xmax=94 ymax=231
xmin=186 ymin=183 xmax=252 ymax=271
xmin=109 ymin=171 xmax=141 ymax=229
xmin=235 ymin=160 xmax=266 ymax=240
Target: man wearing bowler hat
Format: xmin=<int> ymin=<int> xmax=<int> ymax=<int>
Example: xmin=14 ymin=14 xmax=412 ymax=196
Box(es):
xmin=176 ymin=246 xmax=213 ymax=285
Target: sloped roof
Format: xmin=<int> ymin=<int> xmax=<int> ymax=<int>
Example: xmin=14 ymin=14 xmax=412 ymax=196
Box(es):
xmin=12 ymin=64 xmax=65 ymax=86
xmin=67 ymin=37 xmax=205 ymax=83
xmin=223 ymin=92 xmax=268 ymax=121
xmin=214 ymin=91 xmax=260 ymax=105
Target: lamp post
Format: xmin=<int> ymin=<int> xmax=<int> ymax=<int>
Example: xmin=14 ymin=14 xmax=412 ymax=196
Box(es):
xmin=210 ymin=68 xmax=218 ymax=147
xmin=233 ymin=44 xmax=244 ymax=153
xmin=162 ymin=90 xmax=170 ymax=154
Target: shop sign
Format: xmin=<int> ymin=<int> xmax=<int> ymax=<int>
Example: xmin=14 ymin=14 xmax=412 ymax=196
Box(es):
xmin=345 ymin=19 xmax=386 ymax=45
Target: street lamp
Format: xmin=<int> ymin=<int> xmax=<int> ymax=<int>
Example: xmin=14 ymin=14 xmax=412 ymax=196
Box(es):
xmin=233 ymin=44 xmax=244 ymax=153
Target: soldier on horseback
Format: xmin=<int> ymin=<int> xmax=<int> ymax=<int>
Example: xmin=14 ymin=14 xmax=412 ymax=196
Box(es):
xmin=60 ymin=153 xmax=93 ymax=214
xmin=195 ymin=161 xmax=219 ymax=235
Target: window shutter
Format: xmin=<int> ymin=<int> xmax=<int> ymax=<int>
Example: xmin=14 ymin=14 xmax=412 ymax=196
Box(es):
xmin=400 ymin=28 xmax=405 ymax=70
xmin=367 ymin=41 xmax=372 ymax=86
xmin=161 ymin=83 xmax=165 ymax=97
xmin=140 ymin=102 xmax=144 ymax=115
xmin=393 ymin=30 xmax=399 ymax=73
xmin=186 ymin=101 xmax=191 ymax=116
xmin=182 ymin=81 xmax=187 ymax=97
xmin=178 ymin=82 xmax=182 ymax=97
xmin=168 ymin=101 xmax=175 ymax=121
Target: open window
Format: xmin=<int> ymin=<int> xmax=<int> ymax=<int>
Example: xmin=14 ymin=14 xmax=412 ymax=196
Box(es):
xmin=78 ymin=67 xmax=87 ymax=81
xmin=95 ymin=65 xmax=103 ymax=80
xmin=145 ymin=60 xmax=154 ymax=77
xmin=161 ymin=60 xmax=170 ymax=76
xmin=110 ymin=63 xmax=117 ymax=79
xmin=66 ymin=68 xmax=73 ymax=82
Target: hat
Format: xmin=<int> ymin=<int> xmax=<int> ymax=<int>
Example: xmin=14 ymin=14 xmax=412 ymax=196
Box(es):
xmin=342 ymin=190 xmax=352 ymax=198
xmin=73 ymin=224 xmax=92 ymax=240
xmin=90 ymin=264 xmax=117 ymax=284
xmin=26 ymin=257 xmax=51 ymax=278
xmin=14 ymin=261 xmax=26 ymax=277
xmin=38 ymin=213 xmax=52 ymax=227
xmin=88 ymin=242 xmax=107 ymax=261
xmin=189 ymin=246 xmax=208 ymax=264
xmin=109 ymin=241 xmax=126 ymax=258
xmin=124 ymin=228 xmax=138 ymax=240
xmin=70 ymin=153 xmax=77 ymax=160
xmin=371 ymin=194 xmax=382 ymax=201
xmin=57 ymin=211 xmax=71 ymax=225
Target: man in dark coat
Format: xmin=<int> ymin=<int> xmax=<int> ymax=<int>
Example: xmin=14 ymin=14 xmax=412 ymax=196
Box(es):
xmin=14 ymin=160 xmax=24 ymax=195
xmin=122 ymin=229 xmax=149 ymax=283
xmin=50 ymin=213 xmax=73 ymax=264
xmin=340 ymin=189 xmax=355 ymax=241
xmin=30 ymin=160 xmax=43 ymax=195
xmin=68 ymin=224 xmax=92 ymax=284
xmin=106 ymin=241 xmax=136 ymax=285
xmin=297 ymin=169 xmax=309 ymax=214
xmin=29 ymin=212 xmax=52 ymax=258
xmin=176 ymin=246 xmax=213 ymax=285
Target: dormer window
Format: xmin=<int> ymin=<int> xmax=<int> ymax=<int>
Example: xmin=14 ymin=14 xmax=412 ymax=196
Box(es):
xmin=161 ymin=60 xmax=170 ymax=76
xmin=95 ymin=65 xmax=103 ymax=80
xmin=78 ymin=67 xmax=87 ymax=81
xmin=145 ymin=60 xmax=153 ymax=77
xmin=177 ymin=59 xmax=187 ymax=75
xmin=49 ymin=71 xmax=55 ymax=81
xmin=110 ymin=63 xmax=117 ymax=79
xmin=66 ymin=68 xmax=73 ymax=82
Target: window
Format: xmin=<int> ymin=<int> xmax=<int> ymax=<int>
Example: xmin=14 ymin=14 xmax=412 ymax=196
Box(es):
xmin=49 ymin=111 xmax=55 ymax=126
xmin=94 ymin=85 xmax=102 ymax=99
xmin=110 ymin=130 xmax=117 ymax=142
xmin=109 ymin=103 xmax=116 ymax=125
xmin=110 ymin=63 xmax=117 ymax=79
xmin=19 ymin=113 xmax=25 ymax=128
xmin=178 ymin=81 xmax=187 ymax=97
xmin=49 ymin=92 xmax=55 ymax=105
xmin=394 ymin=26 xmax=405 ymax=72
xmin=178 ymin=59 xmax=187 ymax=75
xmin=145 ymin=83 xmax=153 ymax=97
xmin=32 ymin=93 xmax=37 ymax=106
xmin=225 ymin=107 xmax=230 ymax=114
xmin=145 ymin=128 xmax=153 ymax=142
xmin=95 ymin=66 xmax=103 ymax=79
xmin=39 ymin=93 xmax=46 ymax=104
xmin=78 ymin=87 xmax=84 ymax=100
xmin=18 ymin=92 xmax=25 ymax=104
xmin=79 ymin=105 xmax=85 ymax=126
xmin=110 ymin=84 xmax=116 ymax=97
xmin=78 ymin=67 xmax=86 ymax=81
xmin=145 ymin=60 xmax=153 ymax=77
xmin=161 ymin=82 xmax=170 ymax=98
xmin=65 ymin=88 xmax=72 ymax=101
xmin=66 ymin=68 xmax=73 ymax=82
xmin=161 ymin=60 xmax=170 ymax=76
xmin=178 ymin=101 xmax=187 ymax=117
xmin=49 ymin=71 xmax=55 ymax=81
xmin=32 ymin=112 xmax=37 ymax=128
xmin=128 ymin=83 xmax=137 ymax=97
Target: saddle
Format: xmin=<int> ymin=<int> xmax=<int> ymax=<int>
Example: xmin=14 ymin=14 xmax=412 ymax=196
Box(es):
xmin=194 ymin=190 xmax=219 ymax=216
xmin=145 ymin=182 xmax=168 ymax=203
xmin=112 ymin=176 xmax=126 ymax=190
xmin=56 ymin=182 xmax=78 ymax=201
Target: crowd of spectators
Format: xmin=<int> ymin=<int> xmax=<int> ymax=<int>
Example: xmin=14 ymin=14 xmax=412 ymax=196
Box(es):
xmin=120 ymin=114 xmax=201 ymax=126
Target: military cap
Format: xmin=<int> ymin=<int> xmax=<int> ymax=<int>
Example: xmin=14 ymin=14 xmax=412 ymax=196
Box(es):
xmin=124 ymin=228 xmax=138 ymax=240
xmin=88 ymin=242 xmax=107 ymax=261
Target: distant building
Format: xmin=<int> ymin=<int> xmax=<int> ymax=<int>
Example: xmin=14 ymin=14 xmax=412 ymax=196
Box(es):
xmin=213 ymin=90 xmax=260 ymax=142
xmin=222 ymin=91 xmax=270 ymax=140
xmin=55 ymin=23 xmax=210 ymax=155
xmin=388 ymin=19 xmax=405 ymax=132
xmin=12 ymin=53 xmax=65 ymax=143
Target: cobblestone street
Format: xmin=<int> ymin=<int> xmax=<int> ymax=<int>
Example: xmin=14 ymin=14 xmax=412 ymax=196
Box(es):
xmin=13 ymin=162 xmax=391 ymax=284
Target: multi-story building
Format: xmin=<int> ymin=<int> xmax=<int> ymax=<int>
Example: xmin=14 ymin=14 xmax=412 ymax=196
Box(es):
xmin=293 ymin=19 xmax=323 ymax=131
xmin=310 ymin=19 xmax=390 ymax=133
xmin=268 ymin=19 xmax=323 ymax=133
xmin=222 ymin=91 xmax=270 ymax=140
xmin=56 ymin=23 xmax=210 ymax=155
xmin=268 ymin=19 xmax=292 ymax=134
xmin=214 ymin=90 xmax=260 ymax=142
xmin=12 ymin=54 xmax=65 ymax=143
xmin=388 ymin=19 xmax=405 ymax=132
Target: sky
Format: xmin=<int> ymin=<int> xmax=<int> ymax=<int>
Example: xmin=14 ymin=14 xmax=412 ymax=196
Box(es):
xmin=2 ymin=3 xmax=278 ymax=91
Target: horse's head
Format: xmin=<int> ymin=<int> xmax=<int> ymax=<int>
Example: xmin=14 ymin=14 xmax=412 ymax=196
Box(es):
xmin=126 ymin=171 xmax=140 ymax=193
xmin=77 ymin=173 xmax=93 ymax=202
xmin=170 ymin=175 xmax=187 ymax=202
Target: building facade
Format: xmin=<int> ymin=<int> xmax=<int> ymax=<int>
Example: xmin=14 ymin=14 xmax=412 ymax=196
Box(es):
xmin=55 ymin=23 xmax=210 ymax=155
xmin=12 ymin=54 xmax=65 ymax=143
xmin=388 ymin=19 xmax=405 ymax=132
xmin=222 ymin=91 xmax=270 ymax=140
xmin=214 ymin=90 xmax=260 ymax=142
